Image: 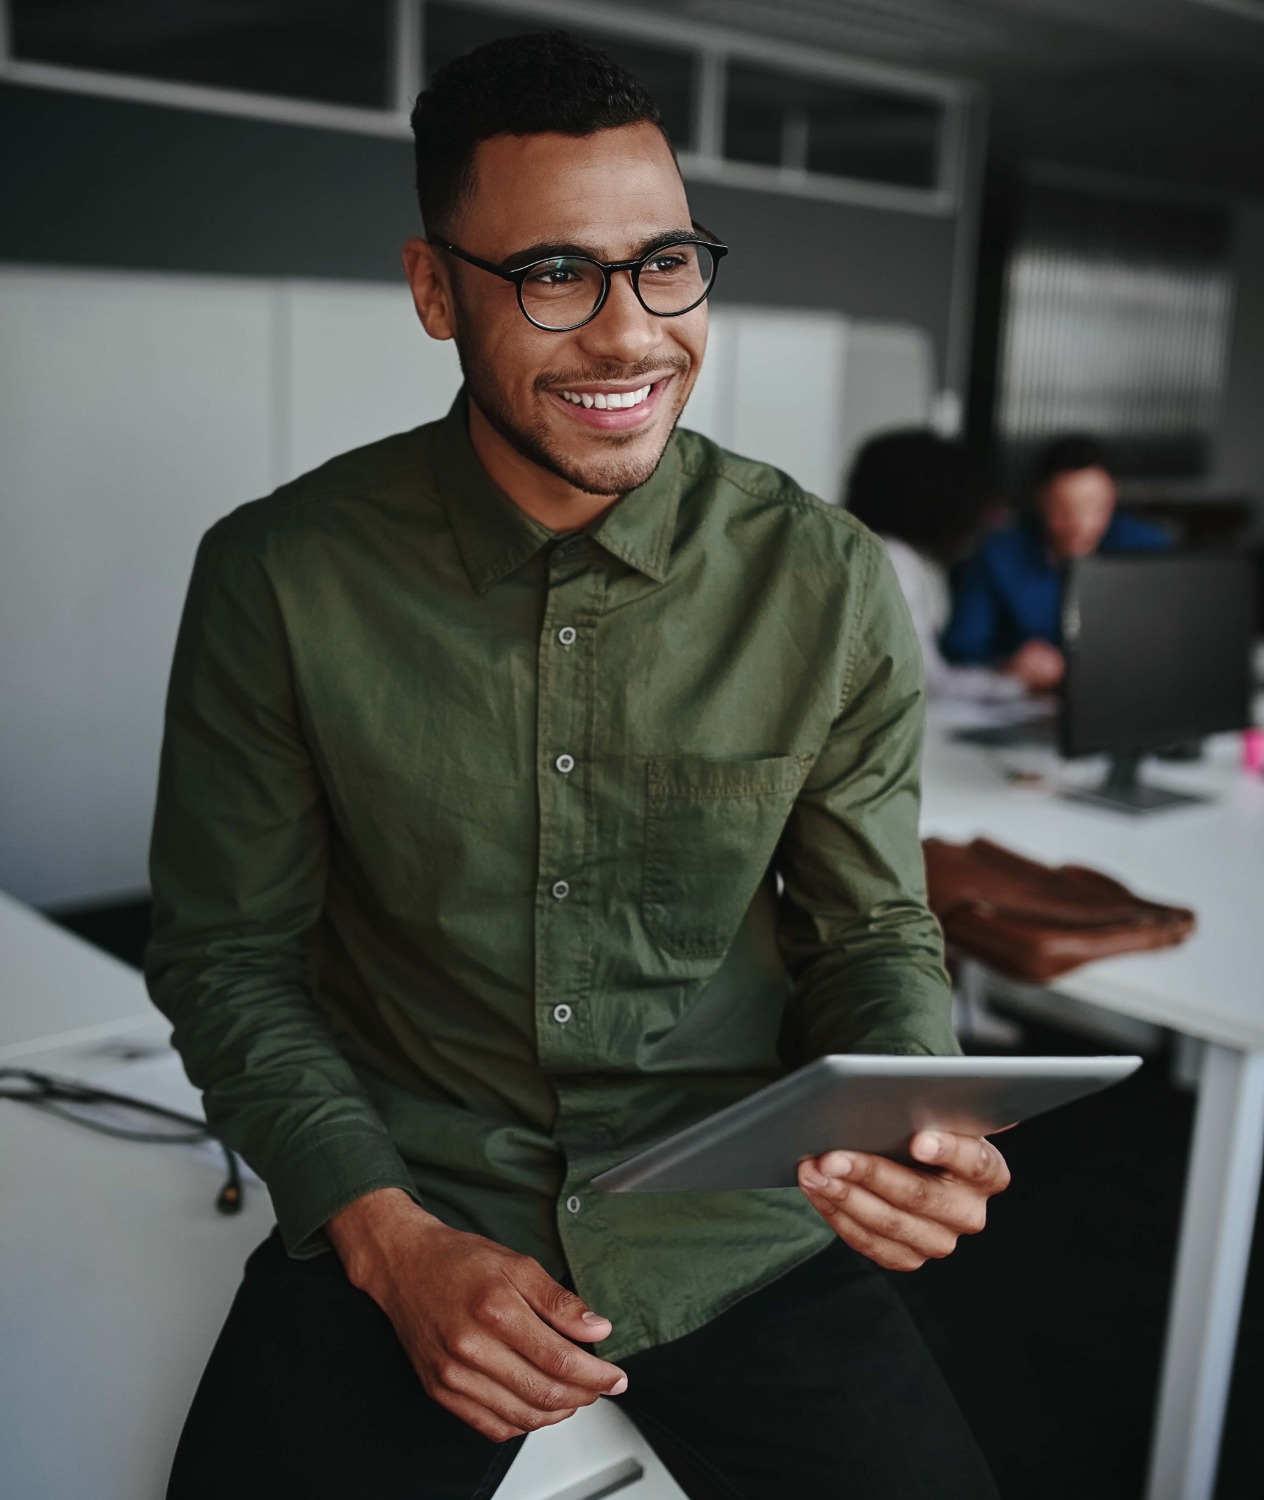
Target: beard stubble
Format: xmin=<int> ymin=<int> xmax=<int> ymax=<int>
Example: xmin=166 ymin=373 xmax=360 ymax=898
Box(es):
xmin=452 ymin=325 xmax=691 ymax=499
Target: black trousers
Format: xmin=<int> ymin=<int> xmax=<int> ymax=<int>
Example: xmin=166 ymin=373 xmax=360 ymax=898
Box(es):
xmin=168 ymin=1229 xmax=998 ymax=1500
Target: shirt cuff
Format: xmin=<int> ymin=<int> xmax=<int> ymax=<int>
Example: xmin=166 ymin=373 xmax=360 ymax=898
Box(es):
xmin=265 ymin=1128 xmax=423 ymax=1258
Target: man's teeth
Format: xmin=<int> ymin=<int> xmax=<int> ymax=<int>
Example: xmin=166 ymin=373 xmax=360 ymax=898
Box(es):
xmin=558 ymin=384 xmax=653 ymax=410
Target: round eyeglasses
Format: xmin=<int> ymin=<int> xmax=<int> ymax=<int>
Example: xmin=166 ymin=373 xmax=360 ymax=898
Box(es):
xmin=435 ymin=229 xmax=728 ymax=332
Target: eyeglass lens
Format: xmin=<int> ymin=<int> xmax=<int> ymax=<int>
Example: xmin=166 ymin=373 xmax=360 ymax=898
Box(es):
xmin=520 ymin=243 xmax=716 ymax=330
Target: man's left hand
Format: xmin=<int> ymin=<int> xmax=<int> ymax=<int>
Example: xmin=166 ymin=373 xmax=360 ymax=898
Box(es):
xmin=797 ymin=1132 xmax=1011 ymax=1271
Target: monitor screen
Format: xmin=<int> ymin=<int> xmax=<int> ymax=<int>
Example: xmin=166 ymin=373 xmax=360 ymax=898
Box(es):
xmin=1061 ymin=553 xmax=1255 ymax=760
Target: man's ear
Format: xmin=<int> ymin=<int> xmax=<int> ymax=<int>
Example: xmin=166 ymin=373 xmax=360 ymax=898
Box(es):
xmin=402 ymin=237 xmax=457 ymax=341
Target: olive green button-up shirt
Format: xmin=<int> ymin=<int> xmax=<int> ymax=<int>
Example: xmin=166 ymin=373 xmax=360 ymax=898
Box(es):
xmin=145 ymin=390 xmax=958 ymax=1361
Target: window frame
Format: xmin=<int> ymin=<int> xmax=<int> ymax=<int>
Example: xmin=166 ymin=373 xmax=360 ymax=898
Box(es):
xmin=0 ymin=0 xmax=972 ymax=216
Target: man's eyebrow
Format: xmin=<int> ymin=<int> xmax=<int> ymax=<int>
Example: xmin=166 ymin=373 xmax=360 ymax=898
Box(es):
xmin=503 ymin=228 xmax=700 ymax=269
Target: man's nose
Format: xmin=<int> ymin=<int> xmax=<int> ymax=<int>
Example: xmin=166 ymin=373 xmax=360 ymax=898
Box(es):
xmin=575 ymin=268 xmax=662 ymax=365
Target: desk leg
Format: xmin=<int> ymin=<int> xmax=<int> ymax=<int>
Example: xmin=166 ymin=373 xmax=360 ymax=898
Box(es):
xmin=1144 ymin=1043 xmax=1264 ymax=1500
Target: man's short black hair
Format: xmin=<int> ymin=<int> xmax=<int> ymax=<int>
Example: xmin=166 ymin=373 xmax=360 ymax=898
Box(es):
xmin=1030 ymin=434 xmax=1115 ymax=490
xmin=844 ymin=429 xmax=987 ymax=566
xmin=410 ymin=30 xmax=670 ymax=235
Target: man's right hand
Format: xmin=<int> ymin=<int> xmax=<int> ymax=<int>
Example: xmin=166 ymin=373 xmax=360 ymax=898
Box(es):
xmin=326 ymin=1188 xmax=627 ymax=1442
xmin=1004 ymin=638 xmax=1065 ymax=690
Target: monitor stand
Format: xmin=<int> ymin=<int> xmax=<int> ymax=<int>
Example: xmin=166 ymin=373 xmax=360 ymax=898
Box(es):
xmin=1060 ymin=752 xmax=1210 ymax=815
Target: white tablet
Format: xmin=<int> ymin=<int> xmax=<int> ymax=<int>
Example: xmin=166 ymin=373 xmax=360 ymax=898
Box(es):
xmin=591 ymin=1053 xmax=1141 ymax=1192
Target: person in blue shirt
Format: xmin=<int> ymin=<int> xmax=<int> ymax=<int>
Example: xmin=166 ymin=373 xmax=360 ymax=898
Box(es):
xmin=941 ymin=435 xmax=1169 ymax=690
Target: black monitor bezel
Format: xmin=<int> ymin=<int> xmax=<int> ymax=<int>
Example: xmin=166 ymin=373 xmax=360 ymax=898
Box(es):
xmin=1059 ymin=551 xmax=1256 ymax=763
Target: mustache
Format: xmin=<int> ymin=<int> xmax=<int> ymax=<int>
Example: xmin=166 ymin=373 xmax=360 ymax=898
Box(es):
xmin=535 ymin=354 xmax=691 ymax=392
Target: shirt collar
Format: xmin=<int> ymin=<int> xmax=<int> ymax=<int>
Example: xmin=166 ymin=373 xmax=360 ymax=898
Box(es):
xmin=436 ymin=388 xmax=680 ymax=594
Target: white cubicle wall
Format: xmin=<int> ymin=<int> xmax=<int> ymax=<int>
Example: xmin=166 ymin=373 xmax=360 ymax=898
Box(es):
xmin=0 ymin=267 xmax=460 ymax=909
xmin=0 ymin=266 xmax=934 ymax=909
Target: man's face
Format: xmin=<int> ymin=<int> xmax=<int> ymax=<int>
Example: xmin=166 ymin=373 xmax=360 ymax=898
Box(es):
xmin=1037 ymin=465 xmax=1117 ymax=559
xmin=441 ymin=122 xmax=706 ymax=498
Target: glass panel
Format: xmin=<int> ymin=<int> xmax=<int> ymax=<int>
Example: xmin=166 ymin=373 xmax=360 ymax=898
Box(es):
xmin=10 ymin=0 xmax=391 ymax=110
xmin=423 ymin=2 xmax=695 ymax=150
xmin=725 ymin=63 xmax=941 ymax=190
xmin=996 ymin=185 xmax=1234 ymax=480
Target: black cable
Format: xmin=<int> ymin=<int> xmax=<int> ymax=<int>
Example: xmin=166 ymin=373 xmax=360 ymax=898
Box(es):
xmin=0 ymin=1067 xmax=244 ymax=1214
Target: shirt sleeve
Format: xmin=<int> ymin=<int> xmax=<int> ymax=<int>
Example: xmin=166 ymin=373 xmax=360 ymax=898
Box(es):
xmin=774 ymin=534 xmax=959 ymax=1061
xmin=144 ymin=518 xmax=421 ymax=1256
xmin=940 ymin=549 xmax=1003 ymax=664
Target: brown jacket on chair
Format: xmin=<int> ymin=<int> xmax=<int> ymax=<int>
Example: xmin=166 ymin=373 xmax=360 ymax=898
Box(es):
xmin=922 ymin=837 xmax=1196 ymax=984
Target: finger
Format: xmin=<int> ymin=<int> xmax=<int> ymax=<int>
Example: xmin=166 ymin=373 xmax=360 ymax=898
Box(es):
xmin=453 ymin=1334 xmax=620 ymax=1414
xmin=504 ymin=1312 xmax=628 ymax=1396
xmin=433 ymin=1385 xmax=526 ymax=1444
xmin=514 ymin=1261 xmax=614 ymax=1342
xmin=440 ymin=1361 xmax=579 ymax=1435
xmin=803 ymin=1196 xmax=935 ymax=1273
xmin=510 ymin=1266 xmax=628 ymax=1393
xmin=485 ymin=1274 xmax=627 ymax=1394
xmin=800 ymin=1178 xmax=959 ymax=1262
xmin=802 ymin=1152 xmax=985 ymax=1235
xmin=909 ymin=1132 xmax=1011 ymax=1193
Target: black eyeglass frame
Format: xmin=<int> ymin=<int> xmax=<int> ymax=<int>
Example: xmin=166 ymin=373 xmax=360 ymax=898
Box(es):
xmin=434 ymin=224 xmax=728 ymax=332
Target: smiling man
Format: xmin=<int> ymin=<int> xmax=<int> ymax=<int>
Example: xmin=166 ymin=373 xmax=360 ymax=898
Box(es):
xmin=147 ymin=30 xmax=1007 ymax=1500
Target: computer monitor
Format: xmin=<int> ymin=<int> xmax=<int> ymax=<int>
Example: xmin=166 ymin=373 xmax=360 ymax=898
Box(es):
xmin=1060 ymin=552 xmax=1256 ymax=813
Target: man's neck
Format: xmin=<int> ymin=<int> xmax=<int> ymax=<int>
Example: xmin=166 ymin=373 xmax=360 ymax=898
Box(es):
xmin=467 ymin=398 xmax=619 ymax=535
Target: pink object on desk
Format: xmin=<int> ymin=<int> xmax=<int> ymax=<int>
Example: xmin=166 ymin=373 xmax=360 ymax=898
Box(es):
xmin=1243 ymin=727 xmax=1264 ymax=774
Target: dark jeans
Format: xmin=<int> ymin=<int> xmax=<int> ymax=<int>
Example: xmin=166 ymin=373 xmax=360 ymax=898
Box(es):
xmin=168 ymin=1229 xmax=998 ymax=1500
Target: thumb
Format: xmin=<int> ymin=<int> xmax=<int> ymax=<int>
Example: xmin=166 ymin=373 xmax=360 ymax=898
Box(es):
xmin=515 ymin=1261 xmax=613 ymax=1341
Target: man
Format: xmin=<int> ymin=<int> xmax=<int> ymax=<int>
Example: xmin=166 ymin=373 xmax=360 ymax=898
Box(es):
xmin=147 ymin=31 xmax=1008 ymax=1499
xmin=942 ymin=434 xmax=1169 ymax=689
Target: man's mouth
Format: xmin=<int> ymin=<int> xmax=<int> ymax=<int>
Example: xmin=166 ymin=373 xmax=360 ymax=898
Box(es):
xmin=545 ymin=377 xmax=672 ymax=430
xmin=557 ymin=383 xmax=652 ymax=410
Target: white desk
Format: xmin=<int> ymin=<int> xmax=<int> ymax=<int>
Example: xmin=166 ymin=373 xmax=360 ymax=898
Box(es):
xmin=0 ymin=897 xmax=680 ymax=1500
xmin=920 ymin=709 xmax=1264 ymax=1500
xmin=0 ymin=889 xmax=157 ymax=1061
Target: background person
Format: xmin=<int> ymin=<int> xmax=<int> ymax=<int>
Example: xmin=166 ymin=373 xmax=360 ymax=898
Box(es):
xmin=941 ymin=434 xmax=1169 ymax=689
xmin=845 ymin=428 xmax=1025 ymax=702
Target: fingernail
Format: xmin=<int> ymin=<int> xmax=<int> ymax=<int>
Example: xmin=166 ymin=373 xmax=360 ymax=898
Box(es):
xmin=830 ymin=1154 xmax=853 ymax=1178
xmin=581 ymin=1310 xmax=611 ymax=1326
xmin=800 ymin=1166 xmax=827 ymax=1189
xmin=915 ymin=1133 xmax=941 ymax=1161
xmin=606 ymin=1375 xmax=628 ymax=1395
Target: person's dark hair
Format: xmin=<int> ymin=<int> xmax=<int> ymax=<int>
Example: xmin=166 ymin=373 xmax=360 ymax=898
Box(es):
xmin=844 ymin=429 xmax=988 ymax=566
xmin=1030 ymin=434 xmax=1114 ymax=492
xmin=410 ymin=30 xmax=670 ymax=235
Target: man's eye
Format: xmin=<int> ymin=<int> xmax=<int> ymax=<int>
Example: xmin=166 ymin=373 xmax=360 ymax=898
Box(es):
xmin=529 ymin=262 xmax=584 ymax=288
xmin=643 ymin=254 xmax=688 ymax=275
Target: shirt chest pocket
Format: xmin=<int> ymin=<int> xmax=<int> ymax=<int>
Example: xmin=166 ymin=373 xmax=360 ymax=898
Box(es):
xmin=642 ymin=754 xmax=814 ymax=961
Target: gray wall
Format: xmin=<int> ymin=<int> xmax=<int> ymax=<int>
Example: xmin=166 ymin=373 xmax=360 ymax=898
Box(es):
xmin=0 ymin=82 xmax=960 ymax=381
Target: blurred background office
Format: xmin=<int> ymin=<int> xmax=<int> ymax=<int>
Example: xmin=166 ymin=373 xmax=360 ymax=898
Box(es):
xmin=2 ymin=4 xmax=1264 ymax=1500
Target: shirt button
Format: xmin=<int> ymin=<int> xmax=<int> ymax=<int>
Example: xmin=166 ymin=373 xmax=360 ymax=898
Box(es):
xmin=555 ymin=753 xmax=575 ymax=775
xmin=551 ymin=880 xmax=571 ymax=900
xmin=557 ymin=625 xmax=578 ymax=647
xmin=552 ymin=1003 xmax=573 ymax=1024
xmin=566 ymin=1195 xmax=582 ymax=1214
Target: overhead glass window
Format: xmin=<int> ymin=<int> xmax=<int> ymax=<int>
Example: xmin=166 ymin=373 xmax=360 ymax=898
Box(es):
xmin=9 ymin=0 xmax=392 ymax=110
xmin=422 ymin=2 xmax=696 ymax=150
xmin=725 ymin=63 xmax=942 ymax=191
